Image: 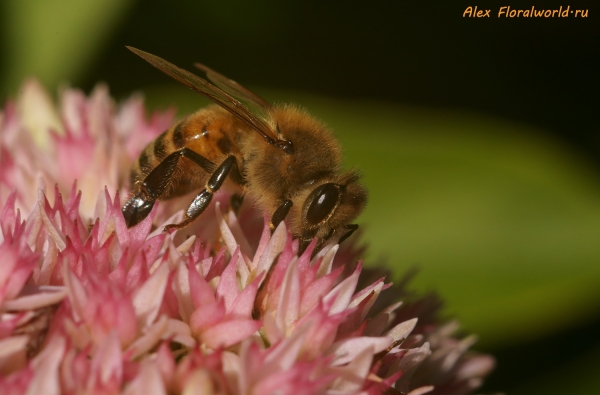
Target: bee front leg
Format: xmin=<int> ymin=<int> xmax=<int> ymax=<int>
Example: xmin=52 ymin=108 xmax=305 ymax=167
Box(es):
xmin=122 ymin=148 xmax=215 ymax=227
xmin=338 ymin=224 xmax=359 ymax=245
xmin=269 ymin=200 xmax=293 ymax=233
xmin=164 ymin=155 xmax=237 ymax=232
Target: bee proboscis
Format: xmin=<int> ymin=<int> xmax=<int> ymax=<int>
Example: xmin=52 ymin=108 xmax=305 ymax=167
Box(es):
xmin=122 ymin=47 xmax=367 ymax=254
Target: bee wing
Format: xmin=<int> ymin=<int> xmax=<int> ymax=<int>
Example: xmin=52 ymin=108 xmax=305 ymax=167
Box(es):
xmin=193 ymin=62 xmax=272 ymax=113
xmin=127 ymin=46 xmax=280 ymax=145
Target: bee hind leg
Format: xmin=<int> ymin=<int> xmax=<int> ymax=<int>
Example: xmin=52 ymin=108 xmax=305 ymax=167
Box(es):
xmin=164 ymin=155 xmax=238 ymax=232
xmin=122 ymin=192 xmax=156 ymax=228
xmin=122 ymin=148 xmax=216 ymax=228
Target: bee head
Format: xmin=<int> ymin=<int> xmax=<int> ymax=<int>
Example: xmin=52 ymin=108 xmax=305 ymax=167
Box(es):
xmin=299 ymin=170 xmax=367 ymax=253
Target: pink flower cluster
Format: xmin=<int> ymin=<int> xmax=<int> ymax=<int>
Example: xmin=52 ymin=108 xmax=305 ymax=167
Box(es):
xmin=0 ymin=81 xmax=495 ymax=394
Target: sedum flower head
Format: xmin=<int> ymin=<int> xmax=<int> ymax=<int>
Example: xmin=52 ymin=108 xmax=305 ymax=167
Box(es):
xmin=0 ymin=80 xmax=495 ymax=394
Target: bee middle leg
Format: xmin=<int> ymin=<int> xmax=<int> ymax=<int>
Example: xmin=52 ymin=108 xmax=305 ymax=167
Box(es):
xmin=122 ymin=148 xmax=215 ymax=227
xmin=229 ymin=193 xmax=245 ymax=215
xmin=164 ymin=155 xmax=238 ymax=232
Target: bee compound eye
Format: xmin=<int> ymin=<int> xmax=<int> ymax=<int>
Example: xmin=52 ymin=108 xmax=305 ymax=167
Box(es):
xmin=306 ymin=183 xmax=340 ymax=225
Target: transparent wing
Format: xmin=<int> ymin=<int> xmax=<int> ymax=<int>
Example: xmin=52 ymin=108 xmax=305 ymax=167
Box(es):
xmin=127 ymin=46 xmax=279 ymax=145
xmin=194 ymin=62 xmax=272 ymax=117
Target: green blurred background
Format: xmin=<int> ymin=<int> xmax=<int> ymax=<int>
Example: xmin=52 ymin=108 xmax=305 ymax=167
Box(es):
xmin=1 ymin=0 xmax=598 ymax=393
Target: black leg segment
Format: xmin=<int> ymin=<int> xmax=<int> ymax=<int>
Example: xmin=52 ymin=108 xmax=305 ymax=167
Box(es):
xmin=164 ymin=155 xmax=238 ymax=232
xmin=206 ymin=156 xmax=236 ymax=192
xmin=121 ymin=195 xmax=155 ymax=228
xmin=338 ymin=224 xmax=359 ymax=245
xmin=270 ymin=200 xmax=293 ymax=232
xmin=229 ymin=193 xmax=244 ymax=214
xmin=122 ymin=148 xmax=216 ymax=228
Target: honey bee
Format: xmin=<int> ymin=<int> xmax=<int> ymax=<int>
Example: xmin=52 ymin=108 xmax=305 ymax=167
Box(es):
xmin=122 ymin=47 xmax=367 ymax=253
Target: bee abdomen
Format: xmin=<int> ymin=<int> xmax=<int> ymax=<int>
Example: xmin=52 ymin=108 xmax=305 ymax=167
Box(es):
xmin=130 ymin=129 xmax=170 ymax=188
xmin=128 ymin=109 xmax=243 ymax=197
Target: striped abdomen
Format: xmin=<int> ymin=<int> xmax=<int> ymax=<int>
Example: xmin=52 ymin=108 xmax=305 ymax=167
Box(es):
xmin=129 ymin=105 xmax=244 ymax=199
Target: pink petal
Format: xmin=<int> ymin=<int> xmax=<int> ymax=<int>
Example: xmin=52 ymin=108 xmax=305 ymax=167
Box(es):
xmin=0 ymin=336 xmax=28 ymax=374
xmin=349 ymin=277 xmax=384 ymax=309
xmin=154 ymin=343 xmax=176 ymax=389
xmin=226 ymin=209 xmax=252 ymax=259
xmin=181 ymin=369 xmax=216 ymax=394
xmin=38 ymin=195 xmax=66 ymax=251
xmin=221 ymin=349 xmax=242 ymax=392
xmin=216 ymin=202 xmax=250 ymax=271
xmin=132 ymin=261 xmax=170 ymax=329
xmin=300 ymin=266 xmax=343 ymax=317
xmin=63 ymin=266 xmax=88 ymax=322
xmin=392 ymin=343 xmax=432 ymax=393
xmin=2 ymin=285 xmax=66 ymax=311
xmin=329 ymin=336 xmax=393 ymax=366
xmin=323 ymin=262 xmax=361 ymax=315
xmin=216 ymin=249 xmax=240 ymax=310
xmin=0 ymin=312 xmax=25 ymax=338
xmin=329 ymin=345 xmax=374 ymax=392
xmin=188 ymin=259 xmax=217 ymax=308
xmin=253 ymin=364 xmax=329 ymax=395
xmin=0 ymin=244 xmax=36 ymax=302
xmin=189 ymin=300 xmax=225 ymax=332
xmin=457 ymin=354 xmax=496 ymax=380
xmin=365 ymin=312 xmax=391 ymax=337
xmin=123 ymin=360 xmax=166 ymax=395
xmin=295 ymin=303 xmax=344 ymax=359
xmin=126 ymin=315 xmax=169 ymax=360
xmin=38 ymin=233 xmax=59 ymax=285
xmin=251 ymin=216 xmax=271 ymax=265
xmin=201 ymin=319 xmax=261 ymax=349
xmin=165 ymin=318 xmax=195 ymax=348
xmin=387 ymin=318 xmax=418 ymax=342
xmin=27 ymin=336 xmax=66 ymax=395
xmin=276 ymin=257 xmax=300 ymax=333
xmin=264 ymin=321 xmax=310 ymax=371
xmin=228 ymin=274 xmax=263 ymax=319
xmin=88 ymin=330 xmax=123 ymax=388
xmin=173 ymin=264 xmax=193 ymax=322
xmin=175 ymin=234 xmax=195 ymax=254
xmin=17 ymin=79 xmax=62 ymax=146
xmin=254 ymin=220 xmax=287 ymax=282
xmin=407 ymin=386 xmax=434 ymax=395
xmin=316 ymin=244 xmax=338 ymax=278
